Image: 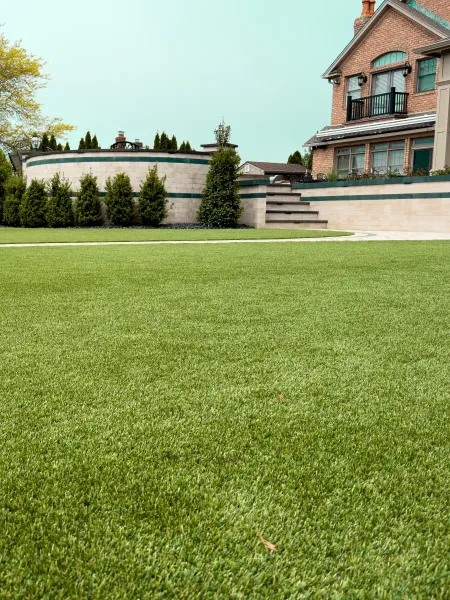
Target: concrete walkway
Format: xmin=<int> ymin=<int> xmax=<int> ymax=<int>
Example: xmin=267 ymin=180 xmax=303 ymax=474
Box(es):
xmin=0 ymin=231 xmax=449 ymax=248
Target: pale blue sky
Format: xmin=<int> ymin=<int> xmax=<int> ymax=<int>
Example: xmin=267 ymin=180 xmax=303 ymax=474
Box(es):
xmin=4 ymin=0 xmax=381 ymax=162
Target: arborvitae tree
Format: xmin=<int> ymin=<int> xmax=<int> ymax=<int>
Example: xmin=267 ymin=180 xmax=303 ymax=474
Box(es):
xmin=64 ymin=142 xmax=70 ymax=151
xmin=197 ymin=122 xmax=241 ymax=228
xmin=20 ymin=179 xmax=48 ymax=227
xmin=104 ymin=173 xmax=134 ymax=226
xmin=153 ymin=132 xmax=161 ymax=150
xmin=46 ymin=173 xmax=74 ymax=227
xmin=179 ymin=141 xmax=186 ymax=152
xmin=39 ymin=132 xmax=50 ymax=151
xmin=91 ymin=135 xmax=99 ymax=149
xmin=287 ymin=150 xmax=303 ymax=165
xmin=170 ymin=135 xmax=178 ymax=151
xmin=75 ymin=173 xmax=102 ymax=226
xmin=3 ymin=176 xmax=26 ymax=226
xmin=303 ymin=151 xmax=313 ymax=170
xmin=57 ymin=143 xmax=63 ymax=151
xmin=160 ymin=132 xmax=169 ymax=150
xmin=78 ymin=138 xmax=86 ymax=150
xmin=185 ymin=141 xmax=192 ymax=152
xmin=0 ymin=151 xmax=13 ymax=224
xmin=138 ymin=165 xmax=168 ymax=227
xmin=49 ymin=134 xmax=57 ymax=151
xmin=85 ymin=131 xmax=92 ymax=149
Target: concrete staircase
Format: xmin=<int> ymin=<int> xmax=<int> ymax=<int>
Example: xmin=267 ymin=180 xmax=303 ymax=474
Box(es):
xmin=264 ymin=185 xmax=328 ymax=229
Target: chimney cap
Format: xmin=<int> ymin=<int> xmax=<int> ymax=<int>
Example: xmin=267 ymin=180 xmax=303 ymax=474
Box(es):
xmin=118 ymin=130 xmax=125 ymax=136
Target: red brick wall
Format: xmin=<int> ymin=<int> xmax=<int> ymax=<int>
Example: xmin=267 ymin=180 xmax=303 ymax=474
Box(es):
xmin=330 ymin=6 xmax=440 ymax=126
xmin=416 ymin=0 xmax=450 ymax=22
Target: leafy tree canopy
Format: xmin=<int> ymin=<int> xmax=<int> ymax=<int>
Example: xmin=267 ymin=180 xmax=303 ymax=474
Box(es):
xmin=0 ymin=30 xmax=74 ymax=152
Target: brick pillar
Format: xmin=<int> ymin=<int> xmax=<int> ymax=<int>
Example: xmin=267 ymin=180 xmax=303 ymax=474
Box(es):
xmin=364 ymin=143 xmax=371 ymax=173
xmin=404 ymin=137 xmax=412 ymax=174
xmin=433 ymin=49 xmax=450 ymax=170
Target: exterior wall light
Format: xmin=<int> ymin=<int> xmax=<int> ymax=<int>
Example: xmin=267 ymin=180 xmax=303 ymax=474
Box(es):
xmin=31 ymin=135 xmax=40 ymax=151
xmin=358 ymin=73 xmax=368 ymax=86
xmin=402 ymin=62 xmax=412 ymax=77
xmin=329 ymin=76 xmax=341 ymax=86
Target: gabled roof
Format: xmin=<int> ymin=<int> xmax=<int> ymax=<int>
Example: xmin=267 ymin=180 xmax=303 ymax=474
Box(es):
xmin=323 ymin=0 xmax=450 ymax=78
xmin=241 ymin=161 xmax=306 ymax=174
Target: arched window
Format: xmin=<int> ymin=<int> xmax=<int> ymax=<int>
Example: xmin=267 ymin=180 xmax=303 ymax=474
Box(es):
xmin=373 ymin=52 xmax=407 ymax=68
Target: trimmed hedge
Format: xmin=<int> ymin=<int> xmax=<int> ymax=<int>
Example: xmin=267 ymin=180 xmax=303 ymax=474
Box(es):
xmin=138 ymin=166 xmax=168 ymax=227
xmin=20 ymin=179 xmax=47 ymax=227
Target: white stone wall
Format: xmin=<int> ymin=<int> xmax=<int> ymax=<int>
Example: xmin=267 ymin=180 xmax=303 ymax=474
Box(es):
xmin=21 ymin=151 xmax=212 ymax=225
xmin=302 ymin=180 xmax=450 ymax=232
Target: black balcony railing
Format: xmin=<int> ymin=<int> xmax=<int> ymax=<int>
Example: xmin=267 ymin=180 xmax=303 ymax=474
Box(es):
xmin=346 ymin=87 xmax=409 ymax=122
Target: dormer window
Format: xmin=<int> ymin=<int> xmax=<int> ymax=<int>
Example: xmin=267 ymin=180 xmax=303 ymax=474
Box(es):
xmin=372 ymin=51 xmax=407 ymax=68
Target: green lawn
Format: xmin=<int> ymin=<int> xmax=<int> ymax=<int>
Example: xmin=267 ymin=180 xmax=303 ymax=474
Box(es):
xmin=0 ymin=227 xmax=352 ymax=244
xmin=0 ymin=242 xmax=448 ymax=598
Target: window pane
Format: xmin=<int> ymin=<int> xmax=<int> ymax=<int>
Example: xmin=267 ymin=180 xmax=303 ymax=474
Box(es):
xmin=351 ymin=153 xmax=364 ymax=173
xmin=372 ymin=151 xmax=388 ymax=173
xmin=392 ymin=69 xmax=405 ymax=92
xmin=336 ymin=147 xmax=351 ymax=155
xmin=390 ymin=141 xmax=405 ymax=148
xmin=418 ymin=73 xmax=436 ymax=92
xmin=414 ymin=137 xmax=434 ymax=146
xmin=374 ymin=143 xmax=388 ymax=150
xmin=388 ymin=149 xmax=404 ymax=172
xmin=347 ymin=76 xmax=361 ymax=100
xmin=419 ymin=58 xmax=437 ymax=76
xmin=417 ymin=59 xmax=437 ymax=92
xmin=373 ymin=51 xmax=407 ymax=68
xmin=337 ymin=155 xmax=349 ymax=175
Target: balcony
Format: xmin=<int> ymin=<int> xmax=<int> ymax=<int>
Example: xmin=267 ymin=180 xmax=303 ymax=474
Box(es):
xmin=347 ymin=87 xmax=409 ymax=122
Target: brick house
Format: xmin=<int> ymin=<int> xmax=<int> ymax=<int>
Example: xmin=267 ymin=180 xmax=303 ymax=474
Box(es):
xmin=306 ymin=0 xmax=450 ymax=178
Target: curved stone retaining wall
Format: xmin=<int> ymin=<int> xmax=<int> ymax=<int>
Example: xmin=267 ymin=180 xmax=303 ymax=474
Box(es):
xmin=21 ymin=150 xmax=212 ymax=224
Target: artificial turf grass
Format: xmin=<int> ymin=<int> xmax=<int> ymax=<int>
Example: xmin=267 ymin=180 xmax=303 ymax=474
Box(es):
xmin=0 ymin=241 xmax=448 ymax=599
xmin=0 ymin=226 xmax=352 ymax=244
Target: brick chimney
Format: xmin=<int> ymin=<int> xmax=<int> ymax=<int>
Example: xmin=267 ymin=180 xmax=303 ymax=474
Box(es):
xmin=115 ymin=130 xmax=126 ymax=145
xmin=354 ymin=0 xmax=376 ymax=36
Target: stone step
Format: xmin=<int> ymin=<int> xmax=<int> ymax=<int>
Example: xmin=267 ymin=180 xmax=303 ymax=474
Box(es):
xmin=266 ymin=184 xmax=294 ymax=194
xmin=264 ymin=221 xmax=328 ymax=230
xmin=267 ymin=191 xmax=303 ymax=199
xmin=266 ymin=201 xmax=310 ymax=211
xmin=266 ymin=210 xmax=319 ymax=222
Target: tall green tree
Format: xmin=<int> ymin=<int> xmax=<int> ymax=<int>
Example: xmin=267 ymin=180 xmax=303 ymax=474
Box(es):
xmin=91 ymin=135 xmax=99 ymax=149
xmin=0 ymin=151 xmax=13 ymax=223
xmin=64 ymin=142 xmax=70 ymax=151
xmin=104 ymin=173 xmax=134 ymax=226
xmin=75 ymin=173 xmax=102 ymax=226
xmin=160 ymin=132 xmax=169 ymax=150
xmin=57 ymin=143 xmax=63 ymax=151
xmin=49 ymin=134 xmax=57 ymax=151
xmin=287 ymin=150 xmax=303 ymax=165
xmin=303 ymin=151 xmax=313 ymax=170
xmin=170 ymin=135 xmax=178 ymax=151
xmin=138 ymin=166 xmax=168 ymax=227
xmin=78 ymin=138 xmax=86 ymax=150
xmin=179 ymin=141 xmax=186 ymax=152
xmin=185 ymin=141 xmax=192 ymax=152
xmin=3 ymin=175 xmax=26 ymax=226
xmin=85 ymin=131 xmax=92 ymax=150
xmin=46 ymin=173 xmax=74 ymax=227
xmin=197 ymin=121 xmax=242 ymax=228
xmin=153 ymin=133 xmax=161 ymax=150
xmin=20 ymin=179 xmax=47 ymax=227
xmin=39 ymin=132 xmax=50 ymax=151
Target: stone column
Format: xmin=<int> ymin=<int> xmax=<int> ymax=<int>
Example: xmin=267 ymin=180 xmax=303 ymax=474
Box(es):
xmin=433 ymin=50 xmax=450 ymax=170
